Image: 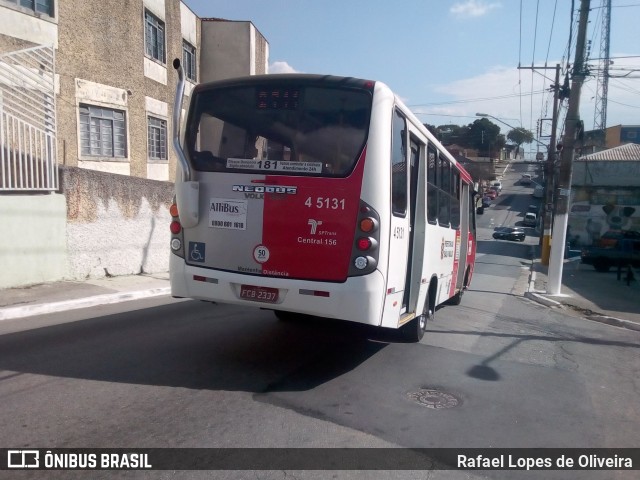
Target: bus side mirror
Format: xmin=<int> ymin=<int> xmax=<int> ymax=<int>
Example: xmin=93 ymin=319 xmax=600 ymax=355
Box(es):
xmin=176 ymin=180 xmax=200 ymax=227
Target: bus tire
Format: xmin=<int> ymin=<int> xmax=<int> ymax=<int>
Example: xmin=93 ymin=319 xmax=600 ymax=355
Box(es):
xmin=449 ymin=268 xmax=469 ymax=305
xmin=401 ymin=294 xmax=432 ymax=342
xmin=274 ymin=310 xmax=299 ymax=322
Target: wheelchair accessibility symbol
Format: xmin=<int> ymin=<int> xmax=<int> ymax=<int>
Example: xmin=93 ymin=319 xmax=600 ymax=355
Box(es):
xmin=189 ymin=242 xmax=206 ymax=263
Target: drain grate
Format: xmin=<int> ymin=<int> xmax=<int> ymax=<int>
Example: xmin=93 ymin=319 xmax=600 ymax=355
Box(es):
xmin=407 ymin=388 xmax=460 ymax=409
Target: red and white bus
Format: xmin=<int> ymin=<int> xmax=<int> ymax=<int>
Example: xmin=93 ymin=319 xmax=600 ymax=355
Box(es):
xmin=169 ymin=61 xmax=476 ymax=341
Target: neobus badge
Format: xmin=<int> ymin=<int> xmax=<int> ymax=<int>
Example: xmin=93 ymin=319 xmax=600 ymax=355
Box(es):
xmin=232 ymin=185 xmax=297 ymax=195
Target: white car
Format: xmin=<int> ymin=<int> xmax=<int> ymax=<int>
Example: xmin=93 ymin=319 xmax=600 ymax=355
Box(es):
xmin=491 ymin=181 xmax=502 ymax=192
xmin=521 ymin=174 xmax=532 ymax=185
xmin=524 ymin=212 xmax=537 ymax=227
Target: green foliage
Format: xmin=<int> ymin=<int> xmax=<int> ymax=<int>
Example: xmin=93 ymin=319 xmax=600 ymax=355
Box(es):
xmin=507 ymin=127 xmax=534 ymax=146
xmin=465 ymin=119 xmax=505 ymax=156
xmin=433 ymin=119 xmax=505 ymax=157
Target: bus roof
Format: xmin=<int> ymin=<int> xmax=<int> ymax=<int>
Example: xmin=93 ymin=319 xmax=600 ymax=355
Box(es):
xmin=193 ymin=73 xmax=376 ymax=95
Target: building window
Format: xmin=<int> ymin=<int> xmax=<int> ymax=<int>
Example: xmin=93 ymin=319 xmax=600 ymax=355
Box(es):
xmin=182 ymin=41 xmax=197 ymax=82
xmin=79 ymin=105 xmax=127 ymax=158
xmin=4 ymin=0 xmax=53 ymax=16
xmin=148 ymin=116 xmax=167 ymax=160
xmin=144 ymin=10 xmax=165 ymax=64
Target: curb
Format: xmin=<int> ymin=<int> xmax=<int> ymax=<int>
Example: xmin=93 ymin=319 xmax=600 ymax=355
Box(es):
xmin=524 ymin=291 xmax=563 ymax=308
xmin=0 ymin=287 xmax=171 ymax=322
xmin=583 ymin=313 xmax=640 ymax=333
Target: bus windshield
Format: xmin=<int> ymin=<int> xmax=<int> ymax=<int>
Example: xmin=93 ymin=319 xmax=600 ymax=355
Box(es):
xmin=186 ymin=82 xmax=372 ymax=177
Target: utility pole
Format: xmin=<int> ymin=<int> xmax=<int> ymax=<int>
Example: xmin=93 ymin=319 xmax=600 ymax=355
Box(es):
xmin=517 ymin=64 xmax=561 ymax=265
xmin=543 ymin=64 xmax=561 ymax=265
xmin=547 ymin=0 xmax=591 ymax=294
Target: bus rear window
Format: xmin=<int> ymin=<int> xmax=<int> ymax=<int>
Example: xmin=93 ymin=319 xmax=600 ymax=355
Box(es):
xmin=186 ymin=84 xmax=372 ymax=177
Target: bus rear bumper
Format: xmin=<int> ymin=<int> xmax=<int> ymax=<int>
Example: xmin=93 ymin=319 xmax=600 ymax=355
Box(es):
xmin=170 ymin=254 xmax=385 ymax=326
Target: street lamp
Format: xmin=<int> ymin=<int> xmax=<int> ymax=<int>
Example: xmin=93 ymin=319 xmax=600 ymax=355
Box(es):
xmin=475 ymin=113 xmax=548 ymax=149
xmin=476 ymin=112 xmax=561 ymax=287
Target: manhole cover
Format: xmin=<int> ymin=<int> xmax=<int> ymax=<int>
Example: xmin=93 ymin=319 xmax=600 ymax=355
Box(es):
xmin=407 ymin=389 xmax=460 ymax=409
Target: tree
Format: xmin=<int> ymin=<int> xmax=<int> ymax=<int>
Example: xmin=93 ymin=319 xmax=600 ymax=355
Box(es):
xmin=435 ymin=124 xmax=470 ymax=146
xmin=507 ymin=127 xmax=534 ymax=157
xmin=423 ymin=123 xmax=438 ymax=138
xmin=466 ymin=118 xmax=504 ymax=157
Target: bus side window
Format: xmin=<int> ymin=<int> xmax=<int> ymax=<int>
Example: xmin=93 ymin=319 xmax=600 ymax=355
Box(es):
xmin=426 ymin=147 xmax=438 ymax=224
xmin=438 ymin=155 xmax=451 ymax=227
xmin=451 ymin=170 xmax=461 ymax=228
xmin=391 ymin=110 xmax=407 ymax=217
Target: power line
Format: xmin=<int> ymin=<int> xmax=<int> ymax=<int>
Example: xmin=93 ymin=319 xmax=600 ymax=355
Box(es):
xmin=407 ymin=90 xmax=547 ymax=108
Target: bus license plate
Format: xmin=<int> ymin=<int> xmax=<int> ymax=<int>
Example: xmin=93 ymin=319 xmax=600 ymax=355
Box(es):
xmin=240 ymin=285 xmax=279 ymax=303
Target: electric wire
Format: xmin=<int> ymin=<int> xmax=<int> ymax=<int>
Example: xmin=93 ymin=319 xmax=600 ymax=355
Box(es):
xmin=530 ymin=0 xmax=541 ymax=138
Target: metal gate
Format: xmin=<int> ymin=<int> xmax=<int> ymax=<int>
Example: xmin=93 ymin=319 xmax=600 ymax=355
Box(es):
xmin=0 ymin=45 xmax=57 ymax=191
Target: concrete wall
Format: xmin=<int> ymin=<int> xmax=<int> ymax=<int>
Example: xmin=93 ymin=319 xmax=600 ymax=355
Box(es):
xmin=0 ymin=166 xmax=174 ymax=288
xmin=0 ymin=193 xmax=68 ymax=289
xmin=61 ymin=166 xmax=174 ymax=280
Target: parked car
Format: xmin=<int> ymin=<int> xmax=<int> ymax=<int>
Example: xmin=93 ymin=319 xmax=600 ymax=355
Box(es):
xmin=482 ymin=196 xmax=492 ymax=208
xmin=491 ymin=180 xmax=503 ymax=192
xmin=493 ymin=227 xmax=526 ymax=242
xmin=597 ymin=230 xmax=640 ymax=248
xmin=520 ymin=174 xmax=532 ymax=185
xmin=523 ymin=212 xmax=537 ymax=227
xmin=528 ymin=204 xmax=538 ymax=213
xmin=581 ymin=238 xmax=640 ymax=272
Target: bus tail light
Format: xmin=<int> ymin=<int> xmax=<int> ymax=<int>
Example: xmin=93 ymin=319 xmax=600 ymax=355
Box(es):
xmin=349 ymin=200 xmax=380 ymax=277
xmin=170 ymin=221 xmax=182 ymax=234
xmin=357 ymin=237 xmax=371 ymax=251
xmin=169 ymin=200 xmax=185 ymax=258
xmin=356 ymin=237 xmax=378 ymax=251
xmin=359 ymin=217 xmax=377 ymax=233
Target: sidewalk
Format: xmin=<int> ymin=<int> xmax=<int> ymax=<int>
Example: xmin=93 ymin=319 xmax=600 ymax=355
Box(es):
xmin=526 ymin=253 xmax=640 ymax=332
xmin=0 ymin=273 xmax=170 ymax=321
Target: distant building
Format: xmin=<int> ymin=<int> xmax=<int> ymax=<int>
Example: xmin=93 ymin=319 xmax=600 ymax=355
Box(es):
xmin=445 ymin=145 xmax=479 ymax=159
xmin=568 ymin=143 xmax=640 ymax=247
xmin=577 ymin=124 xmax=640 ymax=155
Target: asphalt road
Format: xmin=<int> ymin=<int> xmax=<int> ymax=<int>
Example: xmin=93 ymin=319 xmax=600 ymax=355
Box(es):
xmin=1 ymin=163 xmax=638 ymax=480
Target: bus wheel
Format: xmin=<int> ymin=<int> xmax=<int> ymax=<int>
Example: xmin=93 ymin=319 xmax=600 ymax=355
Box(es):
xmin=274 ymin=310 xmax=299 ymax=322
xmin=449 ymin=268 xmax=469 ymax=305
xmin=401 ymin=296 xmax=432 ymax=342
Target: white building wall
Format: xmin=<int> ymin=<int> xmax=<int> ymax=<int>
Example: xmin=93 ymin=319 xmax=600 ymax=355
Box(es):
xmin=180 ymin=2 xmax=197 ymax=45
xmin=0 ymin=5 xmax=58 ymax=48
xmin=0 ymin=194 xmax=68 ymax=288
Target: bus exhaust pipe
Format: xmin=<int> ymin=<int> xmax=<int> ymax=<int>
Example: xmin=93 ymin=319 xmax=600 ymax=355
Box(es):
xmin=172 ymin=58 xmax=199 ymax=228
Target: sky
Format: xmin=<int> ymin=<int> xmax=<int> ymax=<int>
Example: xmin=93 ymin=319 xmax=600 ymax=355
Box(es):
xmin=184 ymin=0 xmax=639 ymax=157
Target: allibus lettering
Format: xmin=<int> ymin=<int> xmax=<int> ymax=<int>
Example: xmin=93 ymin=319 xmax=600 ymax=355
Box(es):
xmin=210 ymin=203 xmax=240 ymax=213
